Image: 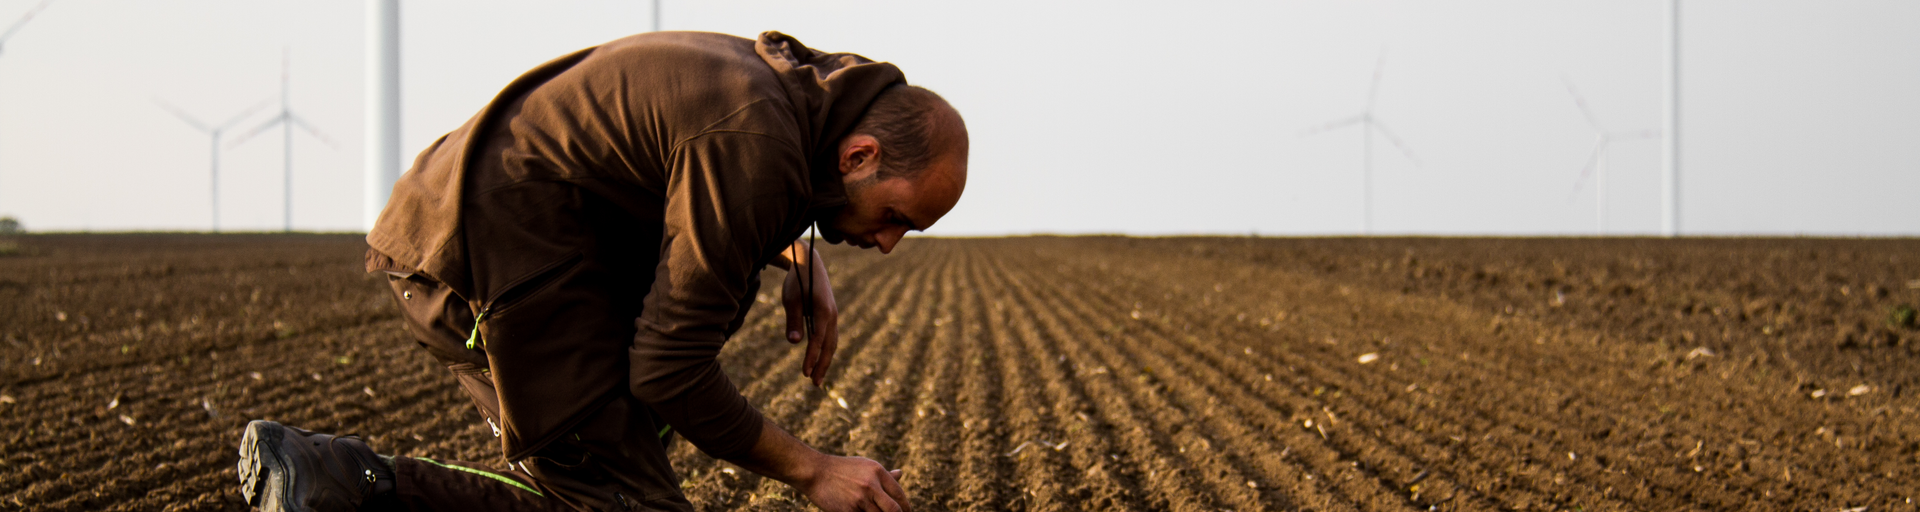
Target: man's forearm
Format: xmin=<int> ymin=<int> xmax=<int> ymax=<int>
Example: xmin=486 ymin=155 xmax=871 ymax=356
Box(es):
xmin=725 ymin=416 xmax=824 ymax=485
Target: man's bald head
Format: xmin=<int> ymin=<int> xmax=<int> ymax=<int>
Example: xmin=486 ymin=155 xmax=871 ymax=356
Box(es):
xmin=824 ymin=85 xmax=968 ymax=253
xmin=848 ymin=85 xmax=968 ymax=181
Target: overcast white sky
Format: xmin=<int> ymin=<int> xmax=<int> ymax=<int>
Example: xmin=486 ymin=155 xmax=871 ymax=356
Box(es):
xmin=0 ymin=0 xmax=1914 ymax=235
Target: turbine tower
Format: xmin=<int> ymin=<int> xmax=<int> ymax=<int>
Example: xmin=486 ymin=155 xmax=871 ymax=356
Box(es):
xmin=1300 ymin=52 xmax=1420 ymax=235
xmin=1562 ymin=79 xmax=1656 ymax=235
xmin=154 ymin=98 xmax=272 ymax=232
xmin=233 ymin=48 xmax=335 ymax=232
xmin=1662 ymin=0 xmax=1681 ymax=237
xmin=365 ymin=0 xmax=400 ymax=231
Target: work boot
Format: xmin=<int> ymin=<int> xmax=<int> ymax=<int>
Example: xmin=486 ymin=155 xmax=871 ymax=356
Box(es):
xmin=237 ymin=420 xmax=396 ymax=512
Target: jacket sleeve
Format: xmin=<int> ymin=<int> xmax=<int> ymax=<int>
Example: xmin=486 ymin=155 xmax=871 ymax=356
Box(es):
xmin=629 ymin=130 xmax=807 ymax=459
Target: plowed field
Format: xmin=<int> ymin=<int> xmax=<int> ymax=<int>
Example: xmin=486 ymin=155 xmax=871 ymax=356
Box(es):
xmin=3 ymin=234 xmax=1917 ymax=511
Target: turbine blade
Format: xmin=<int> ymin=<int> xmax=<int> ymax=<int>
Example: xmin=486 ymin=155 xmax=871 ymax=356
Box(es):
xmin=1368 ymin=120 xmax=1421 ymax=167
xmin=227 ymin=115 xmax=286 ymax=149
xmin=1298 ymin=115 xmax=1366 ymax=138
xmin=217 ymin=98 xmax=276 ymax=130
xmin=1366 ymin=50 xmax=1389 ymax=111
xmin=1562 ymin=76 xmax=1604 ymax=132
xmin=0 ymin=0 xmax=55 ymax=44
xmin=151 ymin=97 xmax=212 ymax=133
xmin=1569 ymin=140 xmax=1605 ymax=200
xmin=289 ymin=113 xmax=338 ymax=149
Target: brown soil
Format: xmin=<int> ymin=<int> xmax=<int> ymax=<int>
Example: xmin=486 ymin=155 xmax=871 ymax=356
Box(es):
xmin=2 ymin=234 xmax=1917 ymax=511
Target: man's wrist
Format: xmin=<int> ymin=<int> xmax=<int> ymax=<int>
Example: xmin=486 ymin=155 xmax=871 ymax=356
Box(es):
xmin=781 ymin=448 xmax=827 ymax=487
xmin=773 ymin=241 xmax=814 ymax=271
xmin=738 ymin=416 xmax=828 ymax=486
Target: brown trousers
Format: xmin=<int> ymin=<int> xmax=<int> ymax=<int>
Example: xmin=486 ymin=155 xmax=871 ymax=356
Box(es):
xmin=380 ymin=266 xmax=693 ymax=512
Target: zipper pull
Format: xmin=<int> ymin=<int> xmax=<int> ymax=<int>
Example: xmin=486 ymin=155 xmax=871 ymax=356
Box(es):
xmin=466 ymin=307 xmax=489 ymax=350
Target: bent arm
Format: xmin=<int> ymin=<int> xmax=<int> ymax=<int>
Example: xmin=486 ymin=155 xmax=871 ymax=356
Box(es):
xmin=629 ymin=131 xmax=804 ymax=458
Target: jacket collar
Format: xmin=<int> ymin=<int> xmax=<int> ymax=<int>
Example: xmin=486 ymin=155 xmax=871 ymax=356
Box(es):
xmin=755 ymin=30 xmax=901 ymax=224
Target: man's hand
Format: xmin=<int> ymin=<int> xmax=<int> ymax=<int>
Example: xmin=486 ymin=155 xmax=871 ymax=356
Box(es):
xmin=732 ymin=418 xmax=912 ymax=512
xmin=780 ymin=242 xmax=839 ymax=387
xmin=797 ymin=456 xmax=911 ymax=512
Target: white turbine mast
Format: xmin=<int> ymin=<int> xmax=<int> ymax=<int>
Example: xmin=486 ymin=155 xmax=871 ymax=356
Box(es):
xmin=1300 ymin=51 xmax=1420 ymax=236
xmin=154 ymin=98 xmax=273 ymax=232
xmin=365 ymin=0 xmax=400 ymax=232
xmin=232 ymin=48 xmax=336 ymax=232
xmin=1562 ymin=78 xmax=1656 ymax=235
xmin=1662 ymin=0 xmax=1681 ymax=237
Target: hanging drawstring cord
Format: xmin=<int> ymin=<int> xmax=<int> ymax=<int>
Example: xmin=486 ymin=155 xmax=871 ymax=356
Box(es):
xmin=802 ymin=223 xmax=817 ymax=349
xmin=466 ymin=308 xmax=488 ymax=350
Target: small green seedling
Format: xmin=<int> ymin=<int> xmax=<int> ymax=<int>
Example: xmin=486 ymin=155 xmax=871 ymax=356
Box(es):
xmin=1890 ymin=305 xmax=1917 ymax=329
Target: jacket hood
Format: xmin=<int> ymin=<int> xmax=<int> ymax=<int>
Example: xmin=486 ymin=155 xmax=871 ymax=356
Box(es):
xmin=755 ymin=31 xmax=905 ymax=213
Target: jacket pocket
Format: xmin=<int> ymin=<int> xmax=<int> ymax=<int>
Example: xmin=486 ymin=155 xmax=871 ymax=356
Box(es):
xmin=466 ymin=251 xmax=585 ymax=350
xmin=483 ymin=251 xmax=585 ymax=317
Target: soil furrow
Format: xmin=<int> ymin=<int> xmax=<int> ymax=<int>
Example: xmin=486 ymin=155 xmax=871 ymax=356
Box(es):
xmin=877 ymin=246 xmax=970 ymax=509
xmin=1034 ymin=274 xmax=1463 ymax=511
xmin=1049 ymin=242 xmax=1876 ymax=509
xmin=964 ymin=248 xmax=1091 ymax=511
xmin=962 ymin=245 xmax=1148 ymax=511
xmin=946 ymin=247 xmax=1013 ymax=512
xmin=1054 ymin=249 xmax=1687 ymax=509
xmin=980 ymin=250 xmax=1263 ymax=512
xmin=1031 ymin=253 xmax=1582 ymax=510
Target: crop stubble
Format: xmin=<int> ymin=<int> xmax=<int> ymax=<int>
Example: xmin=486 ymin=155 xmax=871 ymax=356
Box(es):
xmin=1 ymin=235 xmax=1916 ymax=511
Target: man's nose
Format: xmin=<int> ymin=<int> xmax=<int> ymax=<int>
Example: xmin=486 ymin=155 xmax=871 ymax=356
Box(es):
xmin=875 ymin=227 xmax=906 ymax=254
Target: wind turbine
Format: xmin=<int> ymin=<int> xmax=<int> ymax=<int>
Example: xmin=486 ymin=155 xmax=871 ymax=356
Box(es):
xmin=1562 ymin=78 xmax=1656 ymax=235
xmin=154 ymin=98 xmax=273 ymax=232
xmin=232 ymin=48 xmax=335 ymax=232
xmin=1300 ymin=51 xmax=1421 ymax=236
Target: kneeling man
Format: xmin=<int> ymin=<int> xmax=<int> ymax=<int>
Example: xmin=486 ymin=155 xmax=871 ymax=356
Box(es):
xmin=234 ymin=30 xmax=967 ymax=512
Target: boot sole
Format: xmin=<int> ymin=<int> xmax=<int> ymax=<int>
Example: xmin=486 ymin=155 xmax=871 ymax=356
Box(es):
xmin=238 ymin=420 xmax=297 ymax=511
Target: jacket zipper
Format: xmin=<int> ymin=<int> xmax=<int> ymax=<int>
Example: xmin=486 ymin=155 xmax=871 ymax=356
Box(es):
xmin=465 ymin=251 xmax=583 ymax=350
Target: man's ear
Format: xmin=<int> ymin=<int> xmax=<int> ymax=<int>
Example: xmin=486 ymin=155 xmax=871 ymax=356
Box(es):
xmin=838 ymin=134 xmax=880 ymax=177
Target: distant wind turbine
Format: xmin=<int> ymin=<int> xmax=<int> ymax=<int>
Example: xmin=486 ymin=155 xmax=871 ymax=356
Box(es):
xmin=232 ymin=48 xmax=336 ymax=232
xmin=154 ymin=98 xmax=273 ymax=232
xmin=1562 ymin=78 xmax=1656 ymax=235
xmin=1300 ymin=51 xmax=1421 ymax=236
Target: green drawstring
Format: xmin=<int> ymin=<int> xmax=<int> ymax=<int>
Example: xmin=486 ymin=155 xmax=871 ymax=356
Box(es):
xmin=466 ymin=308 xmax=488 ymax=350
xmin=657 ymin=424 xmax=672 ymax=438
xmin=414 ymin=457 xmax=544 ymax=497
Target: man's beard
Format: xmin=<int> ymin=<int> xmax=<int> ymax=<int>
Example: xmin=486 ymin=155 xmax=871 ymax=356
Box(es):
xmin=816 ymin=175 xmax=879 ymax=245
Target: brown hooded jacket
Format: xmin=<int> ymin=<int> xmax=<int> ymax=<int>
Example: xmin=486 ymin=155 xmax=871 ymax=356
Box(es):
xmin=366 ymin=31 xmax=903 ymax=462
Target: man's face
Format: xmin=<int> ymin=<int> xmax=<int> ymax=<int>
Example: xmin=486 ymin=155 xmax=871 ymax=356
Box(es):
xmin=820 ymin=137 xmax=965 ymax=254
